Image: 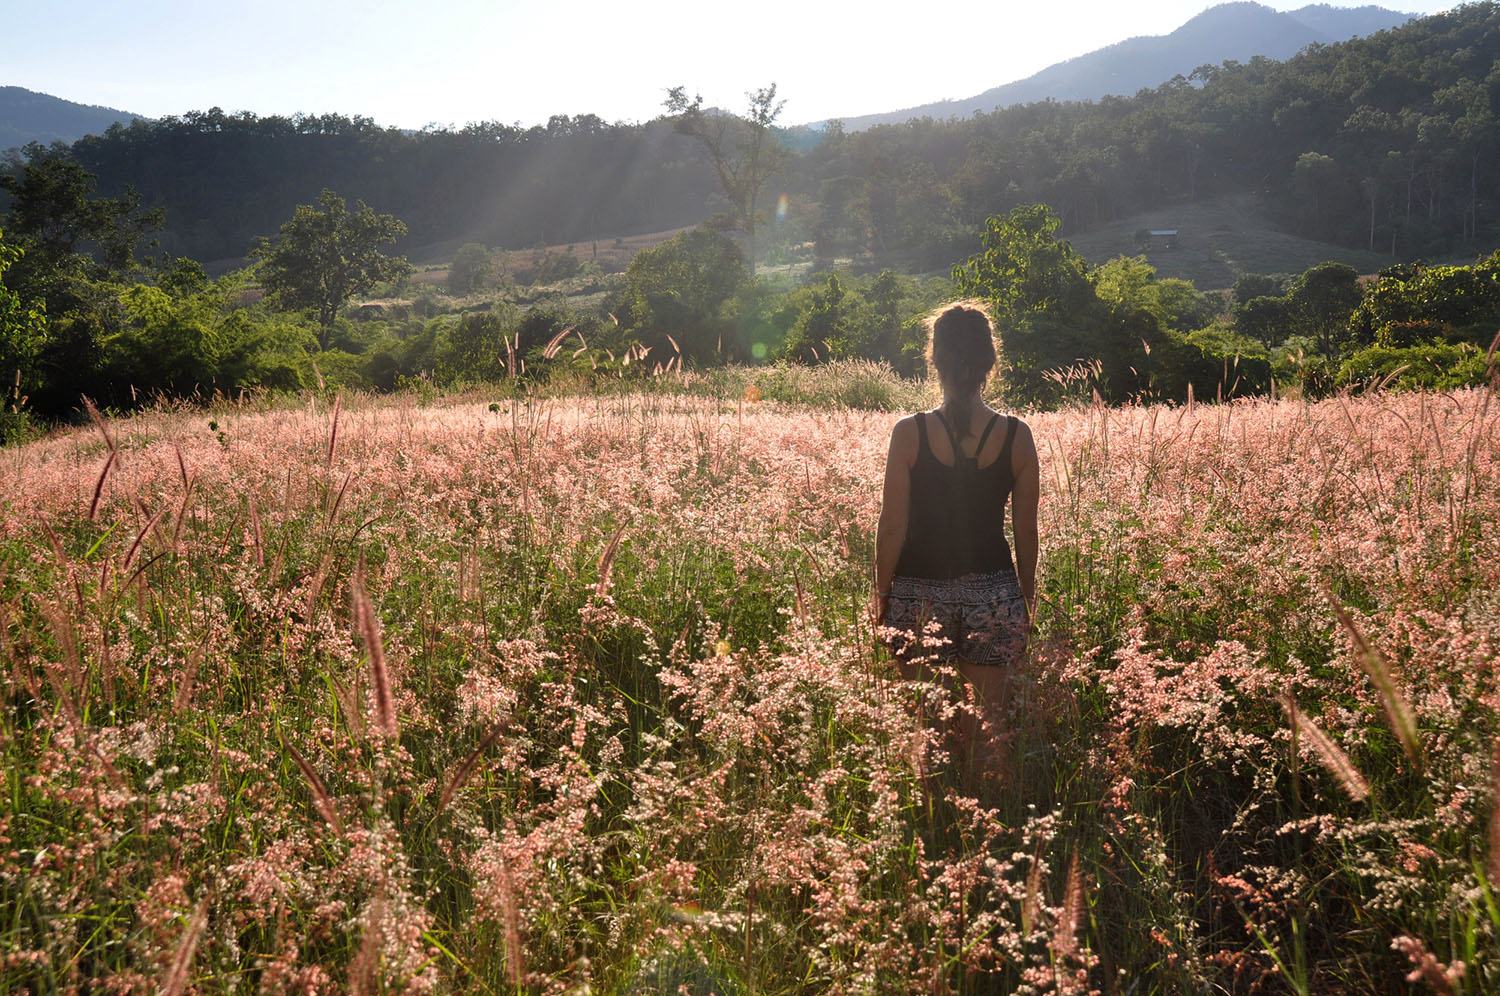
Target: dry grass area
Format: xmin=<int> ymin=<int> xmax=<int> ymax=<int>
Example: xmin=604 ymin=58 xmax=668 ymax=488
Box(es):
xmin=2 ymin=382 xmax=1499 ymax=992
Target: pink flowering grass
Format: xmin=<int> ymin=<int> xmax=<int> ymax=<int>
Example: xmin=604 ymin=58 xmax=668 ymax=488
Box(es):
xmin=1 ymin=376 xmax=1498 ymax=992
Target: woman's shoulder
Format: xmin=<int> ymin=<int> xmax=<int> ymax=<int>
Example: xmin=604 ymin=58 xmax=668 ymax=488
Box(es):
xmin=886 ymin=413 xmax=927 ymax=460
xmin=998 ymin=413 xmax=1038 ymax=463
xmin=1003 ymin=412 xmax=1033 ymax=434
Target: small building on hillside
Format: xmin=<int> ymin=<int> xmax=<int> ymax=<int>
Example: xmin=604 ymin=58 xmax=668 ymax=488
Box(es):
xmin=1147 ymin=228 xmax=1180 ymax=249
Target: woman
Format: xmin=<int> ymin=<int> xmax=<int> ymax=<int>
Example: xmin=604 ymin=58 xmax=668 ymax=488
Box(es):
xmin=874 ymin=300 xmax=1039 ymax=773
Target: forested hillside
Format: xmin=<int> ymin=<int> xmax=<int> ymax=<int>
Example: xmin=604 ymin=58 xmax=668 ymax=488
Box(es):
xmin=797 ymin=1 xmax=1500 ymax=266
xmin=4 ymin=3 xmax=1495 ymax=268
xmin=70 ymin=114 xmax=721 ymax=264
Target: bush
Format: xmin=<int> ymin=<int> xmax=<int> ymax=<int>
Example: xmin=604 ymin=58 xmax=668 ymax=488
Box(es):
xmin=514 ymin=248 xmax=583 ymax=286
xmin=611 ymin=229 xmax=748 ymax=365
xmin=216 ymin=311 xmax=319 ymax=393
xmin=1154 ymin=322 xmax=1272 ymax=401
xmin=1273 ymin=335 xmax=1341 ymax=398
xmin=1336 ymin=342 xmax=1490 ymax=391
xmin=434 ymin=309 xmax=518 ymax=384
xmin=447 ymin=243 xmax=494 ymax=296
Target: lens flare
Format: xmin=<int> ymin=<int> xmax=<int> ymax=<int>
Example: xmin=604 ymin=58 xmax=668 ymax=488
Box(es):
xmin=775 ymin=193 xmax=789 ymax=222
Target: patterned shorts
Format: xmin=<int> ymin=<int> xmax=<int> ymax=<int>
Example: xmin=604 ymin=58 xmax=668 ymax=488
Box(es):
xmin=881 ymin=569 xmax=1028 ymax=667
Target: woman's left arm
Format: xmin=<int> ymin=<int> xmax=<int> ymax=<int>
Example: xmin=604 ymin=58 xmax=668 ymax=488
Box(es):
xmin=873 ymin=419 xmax=915 ymax=625
xmin=1010 ymin=421 xmax=1040 ymax=621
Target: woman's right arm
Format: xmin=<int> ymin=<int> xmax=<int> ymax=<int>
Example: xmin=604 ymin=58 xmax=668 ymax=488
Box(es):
xmin=873 ymin=419 xmax=915 ymax=624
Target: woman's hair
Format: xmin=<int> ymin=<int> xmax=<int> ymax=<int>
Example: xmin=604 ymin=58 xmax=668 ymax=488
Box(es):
xmin=925 ymin=299 xmax=997 ymax=439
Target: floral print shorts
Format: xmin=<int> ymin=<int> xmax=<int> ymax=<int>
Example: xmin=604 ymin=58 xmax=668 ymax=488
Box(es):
xmin=881 ymin=569 xmax=1029 ymax=666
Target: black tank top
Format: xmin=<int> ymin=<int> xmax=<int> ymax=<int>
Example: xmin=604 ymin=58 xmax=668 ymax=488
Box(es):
xmin=893 ymin=410 xmax=1019 ymax=580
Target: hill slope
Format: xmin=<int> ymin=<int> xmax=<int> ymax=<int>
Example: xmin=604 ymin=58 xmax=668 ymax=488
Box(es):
xmin=1066 ymin=195 xmax=1395 ymax=288
xmin=824 ymin=2 xmax=1415 ymax=130
xmin=0 ymin=86 xmax=141 ymax=151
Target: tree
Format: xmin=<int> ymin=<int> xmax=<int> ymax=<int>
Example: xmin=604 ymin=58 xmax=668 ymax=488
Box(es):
xmin=1292 ymin=152 xmax=1342 ymax=237
xmin=612 ymin=228 xmax=748 ymax=364
xmin=952 ymin=205 xmax=1108 ymax=406
xmin=1285 ymin=261 xmax=1362 ymax=358
xmin=1093 ymin=255 xmax=1215 ymax=332
xmin=781 ymin=274 xmax=854 ymax=363
xmin=1233 ymin=273 xmax=1283 ymax=307
xmin=1236 ymin=295 xmax=1293 ymax=347
xmin=664 ymin=84 xmax=788 ymax=268
xmin=0 ymin=144 xmax=161 ymax=308
xmin=0 ymin=230 xmax=47 ymax=428
xmin=952 ymin=204 xmax=1095 ymax=332
xmin=447 ymin=243 xmax=494 ymax=295
xmin=252 ymin=189 xmax=411 ymax=347
xmin=1437 ymin=78 xmax=1497 ymax=243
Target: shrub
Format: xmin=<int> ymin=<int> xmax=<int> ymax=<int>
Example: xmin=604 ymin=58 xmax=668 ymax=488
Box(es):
xmin=447 ymin=243 xmax=495 ymax=296
xmin=1336 ymin=341 xmax=1490 ymax=391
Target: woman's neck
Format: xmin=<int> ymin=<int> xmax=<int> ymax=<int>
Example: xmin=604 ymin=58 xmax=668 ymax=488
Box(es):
xmin=940 ymin=393 xmax=984 ymax=415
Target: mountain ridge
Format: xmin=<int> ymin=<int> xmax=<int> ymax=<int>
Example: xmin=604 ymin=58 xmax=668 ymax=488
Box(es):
xmin=813 ymin=2 xmax=1417 ymax=131
xmin=0 ymin=86 xmax=141 ymax=152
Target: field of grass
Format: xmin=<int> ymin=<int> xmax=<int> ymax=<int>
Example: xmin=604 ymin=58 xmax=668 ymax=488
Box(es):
xmin=1067 ymin=195 xmax=1395 ymax=289
xmin=2 ymin=374 xmax=1498 ymax=992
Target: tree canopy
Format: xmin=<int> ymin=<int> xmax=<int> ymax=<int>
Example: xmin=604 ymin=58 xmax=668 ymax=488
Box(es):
xmin=252 ymin=189 xmax=411 ymax=344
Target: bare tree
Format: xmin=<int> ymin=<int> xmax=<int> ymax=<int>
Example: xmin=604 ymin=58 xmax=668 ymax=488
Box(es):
xmin=664 ymin=84 xmax=787 ymax=269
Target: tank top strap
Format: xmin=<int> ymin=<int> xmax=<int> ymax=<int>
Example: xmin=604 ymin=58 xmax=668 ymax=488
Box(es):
xmin=973 ymin=412 xmax=1001 ymax=457
xmin=998 ymin=415 xmax=1020 ymax=468
xmin=932 ymin=409 xmax=965 ymax=465
xmin=914 ymin=412 xmax=930 ymax=457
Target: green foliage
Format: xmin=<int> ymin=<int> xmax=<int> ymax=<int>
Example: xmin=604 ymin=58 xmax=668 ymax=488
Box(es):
xmin=1232 ymin=273 xmax=1285 ymax=307
xmin=1284 ymin=261 xmax=1363 ymax=358
xmin=1159 ymin=321 xmax=1273 ymax=401
xmin=101 ymin=283 xmax=222 ymax=396
xmin=1336 ymin=341 xmax=1491 ymax=390
xmin=1231 ymin=261 xmax=1363 ymax=356
xmin=214 ymin=310 xmax=319 ymax=392
xmin=953 ymin=205 xmax=1192 ymax=407
xmin=22 ymin=5 xmax=1500 ymax=277
xmin=780 ymin=274 xmax=854 ymax=363
xmin=251 ymin=189 xmax=411 ymax=341
xmin=434 ymin=308 xmax=520 ymax=384
xmin=514 ymin=248 xmax=585 ymax=286
xmin=612 ymin=228 xmax=748 ymax=364
xmin=953 ymin=205 xmax=1095 ymax=331
xmin=726 ymin=269 xmax=939 ymax=373
xmin=1235 ymin=294 xmax=1294 ymax=347
xmin=1093 ymin=255 xmax=1216 ymax=332
xmin=0 ymin=230 xmax=46 ymax=444
xmin=1272 ymin=335 xmax=1341 ymax=397
xmin=0 ymin=144 xmax=161 ymax=279
xmin=447 ymin=243 xmax=494 ymax=296
xmin=0 ymin=232 xmax=46 ymax=388
xmin=1350 ymin=251 xmax=1500 ymax=347
xmin=953 ymin=205 xmax=1116 ymax=407
xmin=0 ymin=145 xmax=162 ymax=334
xmin=664 ymin=84 xmax=788 ymax=261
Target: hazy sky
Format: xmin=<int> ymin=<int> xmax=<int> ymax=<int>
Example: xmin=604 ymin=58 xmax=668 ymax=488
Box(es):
xmin=2 ymin=0 xmax=1458 ymax=129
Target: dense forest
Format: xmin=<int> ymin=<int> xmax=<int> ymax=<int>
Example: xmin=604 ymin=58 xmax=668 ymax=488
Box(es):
xmin=3 ymin=3 xmax=1497 ymax=267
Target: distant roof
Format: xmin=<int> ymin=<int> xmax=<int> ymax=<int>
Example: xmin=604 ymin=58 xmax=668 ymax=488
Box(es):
xmin=1148 ymin=229 xmax=1179 ymax=236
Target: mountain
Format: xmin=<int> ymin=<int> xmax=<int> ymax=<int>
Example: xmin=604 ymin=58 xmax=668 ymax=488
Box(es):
xmin=821 ymin=2 xmax=1417 ymax=130
xmin=0 ymin=86 xmax=142 ymax=151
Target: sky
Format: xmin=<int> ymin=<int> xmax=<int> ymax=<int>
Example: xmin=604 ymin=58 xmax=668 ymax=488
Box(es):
xmin=1 ymin=0 xmax=1459 ymax=129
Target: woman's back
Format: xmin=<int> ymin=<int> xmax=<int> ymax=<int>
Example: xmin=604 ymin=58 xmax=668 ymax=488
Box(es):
xmin=896 ymin=410 xmax=1019 ymax=580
